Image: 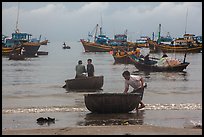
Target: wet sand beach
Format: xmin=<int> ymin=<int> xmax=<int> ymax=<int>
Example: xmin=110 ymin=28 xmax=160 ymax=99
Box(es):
xmin=2 ymin=125 xmax=202 ymax=135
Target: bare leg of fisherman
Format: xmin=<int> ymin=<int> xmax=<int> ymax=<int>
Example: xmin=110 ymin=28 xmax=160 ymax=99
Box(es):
xmin=138 ymin=101 xmax=145 ymax=109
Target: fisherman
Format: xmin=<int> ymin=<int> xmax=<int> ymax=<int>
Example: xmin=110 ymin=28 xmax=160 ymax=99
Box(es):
xmin=122 ymin=70 xmax=145 ymax=112
xmin=75 ymin=60 xmax=86 ymax=78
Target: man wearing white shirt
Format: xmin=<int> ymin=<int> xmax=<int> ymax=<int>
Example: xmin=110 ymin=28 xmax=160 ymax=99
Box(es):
xmin=122 ymin=70 xmax=145 ymax=110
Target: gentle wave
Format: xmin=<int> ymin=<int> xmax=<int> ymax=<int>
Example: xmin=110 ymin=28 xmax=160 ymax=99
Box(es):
xmin=2 ymin=106 xmax=85 ymax=114
xmin=2 ymin=103 xmax=202 ymax=114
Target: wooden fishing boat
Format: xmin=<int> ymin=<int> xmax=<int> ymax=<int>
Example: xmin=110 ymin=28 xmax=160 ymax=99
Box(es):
xmin=135 ymin=36 xmax=150 ymax=48
xmin=156 ymin=44 xmax=202 ymax=53
xmin=84 ymin=93 xmax=140 ymax=113
xmin=64 ymin=76 xmax=104 ymax=91
xmin=128 ymin=54 xmax=190 ymax=72
xmin=2 ymin=3 xmax=49 ymax=57
xmin=112 ymin=50 xmax=138 ymax=64
xmin=111 ymin=47 xmax=141 ymax=64
xmin=21 ymin=42 xmax=41 ymax=57
xmin=2 ymin=46 xmax=22 ymax=56
xmin=80 ymin=39 xmax=112 ymax=52
xmin=113 ymin=54 xmax=133 ymax=64
xmin=156 ymin=33 xmax=202 ymax=53
xmin=80 ymin=24 xmax=137 ymax=52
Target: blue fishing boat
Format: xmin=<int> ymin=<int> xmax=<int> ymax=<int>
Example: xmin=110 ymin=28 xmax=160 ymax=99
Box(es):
xmin=2 ymin=3 xmax=48 ymax=57
xmin=80 ymin=24 xmax=137 ymax=52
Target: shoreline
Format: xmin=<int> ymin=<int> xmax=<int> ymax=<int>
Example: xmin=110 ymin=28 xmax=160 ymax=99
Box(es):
xmin=2 ymin=125 xmax=202 ymax=135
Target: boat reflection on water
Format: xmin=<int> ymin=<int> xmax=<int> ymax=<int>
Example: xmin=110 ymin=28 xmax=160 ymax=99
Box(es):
xmin=76 ymin=110 xmax=145 ymax=126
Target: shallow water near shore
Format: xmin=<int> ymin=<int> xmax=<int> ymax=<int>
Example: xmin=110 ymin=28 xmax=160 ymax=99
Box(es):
xmin=2 ymin=41 xmax=202 ymax=130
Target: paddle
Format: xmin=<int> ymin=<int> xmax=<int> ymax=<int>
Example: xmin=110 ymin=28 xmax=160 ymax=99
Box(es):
xmin=183 ymin=52 xmax=187 ymax=63
xmin=62 ymin=84 xmax=66 ymax=88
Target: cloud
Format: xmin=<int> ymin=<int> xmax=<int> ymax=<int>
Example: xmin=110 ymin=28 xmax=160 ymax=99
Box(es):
xmin=2 ymin=2 xmax=202 ymax=42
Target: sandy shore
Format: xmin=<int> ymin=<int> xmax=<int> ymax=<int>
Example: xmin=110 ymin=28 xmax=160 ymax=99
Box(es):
xmin=2 ymin=125 xmax=202 ymax=135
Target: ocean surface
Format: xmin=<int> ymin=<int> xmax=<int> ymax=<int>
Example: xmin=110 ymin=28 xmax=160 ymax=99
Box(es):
xmin=2 ymin=41 xmax=202 ymax=130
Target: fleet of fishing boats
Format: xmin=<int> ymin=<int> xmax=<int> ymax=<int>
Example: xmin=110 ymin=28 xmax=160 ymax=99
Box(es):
xmin=77 ymin=23 xmax=202 ymax=113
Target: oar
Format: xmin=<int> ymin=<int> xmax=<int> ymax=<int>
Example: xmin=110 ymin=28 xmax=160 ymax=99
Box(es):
xmin=149 ymin=57 xmax=160 ymax=60
xmin=62 ymin=84 xmax=66 ymax=88
xmin=183 ymin=52 xmax=187 ymax=63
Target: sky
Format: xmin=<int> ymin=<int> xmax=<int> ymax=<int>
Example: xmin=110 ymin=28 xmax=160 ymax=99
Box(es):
xmin=2 ymin=2 xmax=202 ymax=43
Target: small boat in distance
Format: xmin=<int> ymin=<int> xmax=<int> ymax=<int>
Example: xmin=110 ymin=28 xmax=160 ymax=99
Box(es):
xmin=62 ymin=42 xmax=71 ymax=49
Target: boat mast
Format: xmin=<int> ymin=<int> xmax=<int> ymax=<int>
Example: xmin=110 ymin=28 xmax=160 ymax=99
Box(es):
xmin=184 ymin=8 xmax=188 ymax=34
xmin=157 ymin=24 xmax=161 ymax=44
xmin=100 ymin=13 xmax=103 ymax=35
xmin=15 ymin=2 xmax=20 ymax=33
xmin=94 ymin=24 xmax=99 ymax=42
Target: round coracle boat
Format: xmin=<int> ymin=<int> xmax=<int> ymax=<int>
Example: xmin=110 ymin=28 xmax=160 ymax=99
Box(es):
xmin=84 ymin=93 xmax=140 ymax=113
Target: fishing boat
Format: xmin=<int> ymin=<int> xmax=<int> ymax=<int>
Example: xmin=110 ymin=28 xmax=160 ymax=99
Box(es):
xmin=3 ymin=31 xmax=49 ymax=57
xmin=156 ymin=34 xmax=202 ymax=53
xmin=128 ymin=54 xmax=190 ymax=72
xmin=84 ymin=93 xmax=141 ymax=113
xmin=156 ymin=43 xmax=202 ymax=53
xmin=80 ymin=24 xmax=111 ymax=52
xmin=80 ymin=39 xmax=112 ymax=52
xmin=111 ymin=48 xmax=140 ymax=64
xmin=154 ymin=15 xmax=202 ymax=53
xmin=64 ymin=76 xmax=104 ymax=91
xmin=80 ymin=24 xmax=137 ymax=52
xmin=2 ymin=3 xmax=49 ymax=57
xmin=2 ymin=45 xmax=22 ymax=56
xmin=112 ymin=53 xmax=133 ymax=64
xmin=135 ymin=36 xmax=150 ymax=48
xmin=21 ymin=41 xmax=41 ymax=57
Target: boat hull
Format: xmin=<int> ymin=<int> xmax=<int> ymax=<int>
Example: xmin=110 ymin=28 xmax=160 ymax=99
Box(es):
xmin=129 ymin=55 xmax=190 ymax=72
xmin=80 ymin=39 xmax=137 ymax=52
xmin=40 ymin=40 xmax=49 ymax=45
xmin=113 ymin=55 xmax=134 ymax=64
xmin=65 ymin=76 xmax=104 ymax=91
xmin=22 ymin=43 xmax=41 ymax=57
xmin=84 ymin=93 xmax=140 ymax=113
xmin=2 ymin=47 xmax=21 ymax=56
xmin=157 ymin=44 xmax=202 ymax=53
xmin=80 ymin=39 xmax=112 ymax=52
xmin=9 ymin=54 xmax=25 ymax=60
xmin=134 ymin=62 xmax=190 ymax=72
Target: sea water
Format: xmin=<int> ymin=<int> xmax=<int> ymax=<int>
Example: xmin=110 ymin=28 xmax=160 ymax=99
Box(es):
xmin=2 ymin=41 xmax=202 ymax=130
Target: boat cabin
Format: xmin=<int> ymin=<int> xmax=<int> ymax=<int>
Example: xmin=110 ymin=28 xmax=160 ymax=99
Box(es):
xmin=12 ymin=32 xmax=32 ymax=43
